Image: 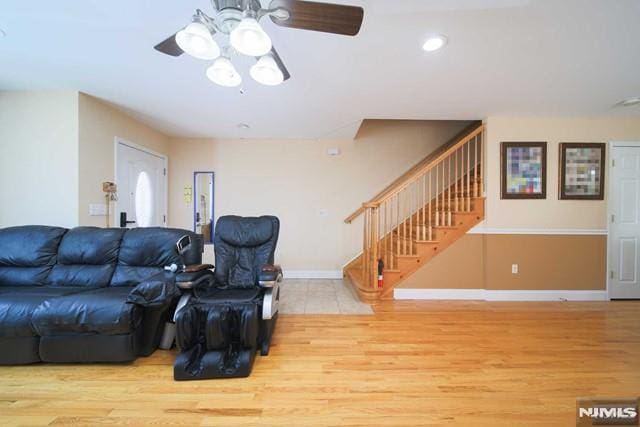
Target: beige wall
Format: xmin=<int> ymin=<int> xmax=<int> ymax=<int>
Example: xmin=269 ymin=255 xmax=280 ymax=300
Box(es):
xmin=167 ymin=120 xmax=470 ymax=271
xmin=401 ymin=234 xmax=484 ymax=289
xmin=400 ymin=234 xmax=606 ymax=290
xmin=78 ymin=94 xmax=170 ymax=227
xmin=0 ymin=91 xmax=79 ymax=228
xmin=483 ymin=116 xmax=640 ymax=230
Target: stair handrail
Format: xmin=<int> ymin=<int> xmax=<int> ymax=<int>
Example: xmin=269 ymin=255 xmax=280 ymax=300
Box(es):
xmin=344 ymin=123 xmax=484 ymax=223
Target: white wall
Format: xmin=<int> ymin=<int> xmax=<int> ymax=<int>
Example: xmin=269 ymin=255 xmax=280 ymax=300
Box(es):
xmin=0 ymin=91 xmax=79 ymax=228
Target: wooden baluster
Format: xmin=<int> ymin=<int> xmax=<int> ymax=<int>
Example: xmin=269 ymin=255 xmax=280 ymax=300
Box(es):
xmin=396 ymin=194 xmax=400 ymax=261
xmin=467 ymin=140 xmax=471 ymax=211
xmin=479 ymin=134 xmax=483 ymax=197
xmin=435 ymin=163 xmax=439 ymax=227
xmin=409 ymin=184 xmax=417 ymax=255
xmin=389 ymin=199 xmax=393 ymax=269
xmin=401 ymin=193 xmax=406 ymax=256
xmin=474 ymin=136 xmax=478 ymax=198
xmin=448 ymin=156 xmax=452 ymax=226
xmin=425 ymin=171 xmax=429 ymax=240
xmin=422 ymin=174 xmax=426 ymax=240
xmin=455 ymin=148 xmax=458 ymax=212
xmin=441 ymin=160 xmax=446 ymax=226
xmin=383 ymin=201 xmax=391 ymax=269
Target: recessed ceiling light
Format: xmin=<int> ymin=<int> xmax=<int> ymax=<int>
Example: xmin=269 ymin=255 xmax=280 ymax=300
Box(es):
xmin=422 ymin=35 xmax=447 ymax=52
xmin=615 ymin=97 xmax=640 ymax=108
xmin=237 ymin=123 xmax=250 ymax=130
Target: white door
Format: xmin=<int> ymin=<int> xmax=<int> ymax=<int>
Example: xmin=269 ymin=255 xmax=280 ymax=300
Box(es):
xmin=609 ymin=144 xmax=640 ymax=299
xmin=115 ymin=141 xmax=167 ymax=228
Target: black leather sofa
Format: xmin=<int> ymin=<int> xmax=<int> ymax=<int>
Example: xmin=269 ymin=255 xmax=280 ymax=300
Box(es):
xmin=174 ymin=215 xmax=282 ymax=380
xmin=0 ymin=225 xmax=202 ymax=365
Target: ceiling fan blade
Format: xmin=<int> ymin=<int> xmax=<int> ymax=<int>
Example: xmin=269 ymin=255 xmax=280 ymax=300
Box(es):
xmin=269 ymin=0 xmax=364 ymax=36
xmin=154 ymin=33 xmax=183 ymax=57
xmin=270 ymin=46 xmax=291 ymax=81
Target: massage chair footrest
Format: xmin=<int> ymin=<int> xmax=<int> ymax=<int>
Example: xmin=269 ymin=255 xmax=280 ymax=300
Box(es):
xmin=174 ymin=302 xmax=259 ymax=380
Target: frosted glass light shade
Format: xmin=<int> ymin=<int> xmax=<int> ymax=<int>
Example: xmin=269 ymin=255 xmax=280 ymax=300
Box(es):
xmin=176 ymin=22 xmax=220 ymax=60
xmin=250 ymin=54 xmax=284 ymax=86
xmin=206 ymin=57 xmax=242 ymax=87
xmin=230 ymin=17 xmax=272 ymax=56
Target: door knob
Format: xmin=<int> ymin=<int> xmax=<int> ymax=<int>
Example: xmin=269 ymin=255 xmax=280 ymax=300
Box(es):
xmin=119 ymin=212 xmax=136 ymax=228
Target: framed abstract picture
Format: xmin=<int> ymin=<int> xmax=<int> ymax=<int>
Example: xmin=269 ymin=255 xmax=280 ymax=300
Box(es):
xmin=559 ymin=143 xmax=606 ymax=200
xmin=501 ymin=142 xmax=547 ymax=199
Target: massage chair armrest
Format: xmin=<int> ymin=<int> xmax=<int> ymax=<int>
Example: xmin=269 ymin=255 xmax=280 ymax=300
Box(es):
xmin=176 ymin=265 xmax=214 ymax=290
xmin=127 ymin=272 xmax=179 ymax=308
xmin=259 ymin=264 xmax=283 ymax=288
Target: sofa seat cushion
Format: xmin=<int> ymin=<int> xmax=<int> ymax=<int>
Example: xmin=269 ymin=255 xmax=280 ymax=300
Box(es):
xmin=31 ymin=287 xmax=142 ymax=336
xmin=0 ymin=287 xmax=86 ymax=338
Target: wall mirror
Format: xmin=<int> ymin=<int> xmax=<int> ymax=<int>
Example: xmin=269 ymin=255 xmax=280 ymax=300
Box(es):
xmin=193 ymin=172 xmax=214 ymax=244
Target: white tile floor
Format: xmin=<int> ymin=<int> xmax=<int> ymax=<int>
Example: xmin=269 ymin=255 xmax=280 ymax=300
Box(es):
xmin=279 ymin=279 xmax=374 ymax=315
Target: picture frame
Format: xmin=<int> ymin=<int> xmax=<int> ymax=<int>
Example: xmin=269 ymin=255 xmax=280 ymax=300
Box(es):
xmin=501 ymin=142 xmax=547 ymax=199
xmin=559 ymin=143 xmax=606 ymax=200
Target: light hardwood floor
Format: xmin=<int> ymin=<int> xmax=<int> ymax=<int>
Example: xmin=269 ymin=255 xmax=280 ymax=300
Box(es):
xmin=1 ymin=300 xmax=639 ymax=426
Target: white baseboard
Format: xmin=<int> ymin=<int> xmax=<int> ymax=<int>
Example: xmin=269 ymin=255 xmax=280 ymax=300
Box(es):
xmin=283 ymin=270 xmax=343 ymax=279
xmin=394 ymin=288 xmax=608 ymax=301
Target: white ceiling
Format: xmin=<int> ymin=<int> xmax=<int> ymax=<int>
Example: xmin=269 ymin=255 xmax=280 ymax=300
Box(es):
xmin=1 ymin=0 xmax=639 ymax=139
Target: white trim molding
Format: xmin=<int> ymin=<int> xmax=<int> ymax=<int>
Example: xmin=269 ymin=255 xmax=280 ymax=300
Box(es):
xmin=468 ymin=227 xmax=607 ymax=235
xmin=283 ymin=270 xmax=343 ymax=280
xmin=394 ymin=288 xmax=608 ymax=301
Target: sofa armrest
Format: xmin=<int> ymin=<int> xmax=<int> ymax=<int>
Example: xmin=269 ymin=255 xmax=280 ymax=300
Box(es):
xmin=127 ymin=272 xmax=179 ymax=308
xmin=259 ymin=264 xmax=283 ymax=288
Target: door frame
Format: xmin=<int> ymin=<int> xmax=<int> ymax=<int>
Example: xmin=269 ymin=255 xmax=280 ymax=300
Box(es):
xmin=606 ymin=141 xmax=640 ymax=299
xmin=113 ymin=137 xmax=169 ymax=228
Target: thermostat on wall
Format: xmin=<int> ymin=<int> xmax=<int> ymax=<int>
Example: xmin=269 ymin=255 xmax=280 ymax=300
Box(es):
xmin=327 ymin=148 xmax=341 ymax=156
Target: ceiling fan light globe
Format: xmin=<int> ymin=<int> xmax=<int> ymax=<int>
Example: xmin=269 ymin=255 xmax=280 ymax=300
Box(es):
xmin=176 ymin=22 xmax=220 ymax=60
xmin=206 ymin=57 xmax=242 ymax=87
xmin=250 ymin=54 xmax=284 ymax=86
xmin=230 ymin=17 xmax=272 ymax=56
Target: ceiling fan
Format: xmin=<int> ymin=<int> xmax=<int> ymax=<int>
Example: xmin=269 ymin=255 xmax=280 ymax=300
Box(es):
xmin=154 ymin=0 xmax=364 ymax=87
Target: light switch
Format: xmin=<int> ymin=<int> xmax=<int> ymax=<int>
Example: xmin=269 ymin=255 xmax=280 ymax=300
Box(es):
xmin=89 ymin=204 xmax=107 ymax=216
xmin=511 ymin=264 xmax=519 ymax=274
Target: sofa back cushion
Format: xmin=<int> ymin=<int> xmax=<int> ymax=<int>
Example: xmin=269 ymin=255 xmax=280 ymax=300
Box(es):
xmin=47 ymin=227 xmax=126 ymax=287
xmin=0 ymin=226 xmax=68 ymax=286
xmin=110 ymin=228 xmax=202 ymax=287
xmin=214 ymin=216 xmax=279 ymax=289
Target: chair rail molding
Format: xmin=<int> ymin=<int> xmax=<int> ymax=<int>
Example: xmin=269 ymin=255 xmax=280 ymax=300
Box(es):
xmin=394 ymin=288 xmax=608 ymax=301
xmin=467 ymin=227 xmax=608 ymax=235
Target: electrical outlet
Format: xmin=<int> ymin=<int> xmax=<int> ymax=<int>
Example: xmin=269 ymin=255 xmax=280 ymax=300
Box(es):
xmin=511 ymin=264 xmax=519 ymax=274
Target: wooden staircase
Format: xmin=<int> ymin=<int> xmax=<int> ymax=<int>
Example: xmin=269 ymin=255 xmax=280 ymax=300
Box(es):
xmin=343 ymin=124 xmax=485 ymax=302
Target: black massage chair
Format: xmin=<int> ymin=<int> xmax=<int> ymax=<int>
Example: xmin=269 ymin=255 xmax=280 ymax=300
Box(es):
xmin=173 ymin=215 xmax=282 ymax=380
